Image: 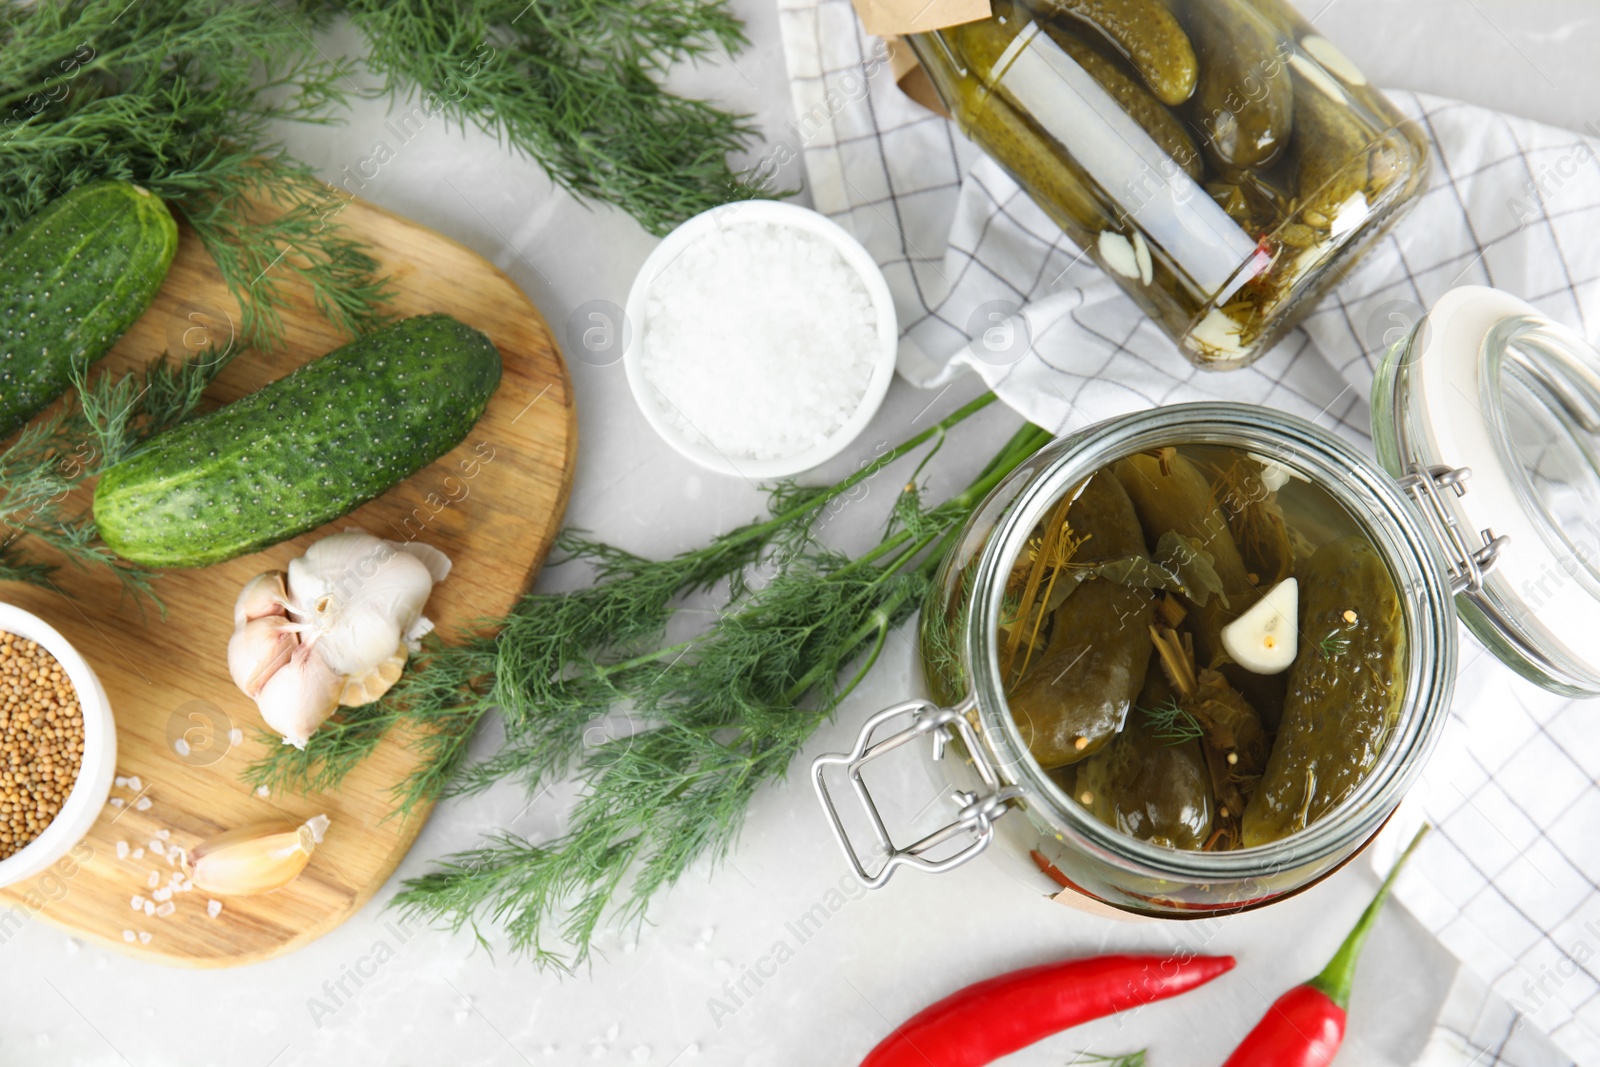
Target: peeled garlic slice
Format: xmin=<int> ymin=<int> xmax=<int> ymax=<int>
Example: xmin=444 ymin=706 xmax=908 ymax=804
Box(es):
xmin=1222 ymin=578 xmax=1298 ymax=674
xmin=186 ymin=815 xmax=330 ymax=896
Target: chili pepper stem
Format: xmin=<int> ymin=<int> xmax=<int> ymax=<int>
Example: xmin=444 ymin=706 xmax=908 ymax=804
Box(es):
xmin=1304 ymin=824 xmax=1430 ymax=1010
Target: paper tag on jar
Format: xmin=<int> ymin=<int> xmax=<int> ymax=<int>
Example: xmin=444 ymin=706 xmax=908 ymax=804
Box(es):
xmin=850 ymin=0 xmax=989 ymax=39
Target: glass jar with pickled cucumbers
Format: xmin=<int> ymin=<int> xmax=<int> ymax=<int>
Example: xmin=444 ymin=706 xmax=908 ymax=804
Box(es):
xmin=812 ymin=286 xmax=1600 ymax=916
xmin=908 ymin=0 xmax=1431 ymax=369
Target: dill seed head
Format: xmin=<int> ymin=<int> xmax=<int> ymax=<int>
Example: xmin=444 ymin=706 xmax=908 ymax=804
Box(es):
xmin=0 ymin=633 xmax=85 ymax=860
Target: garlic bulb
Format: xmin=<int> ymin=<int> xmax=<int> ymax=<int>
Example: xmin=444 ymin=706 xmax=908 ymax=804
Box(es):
xmin=186 ymin=815 xmax=330 ymax=896
xmin=227 ymin=532 xmax=451 ymax=748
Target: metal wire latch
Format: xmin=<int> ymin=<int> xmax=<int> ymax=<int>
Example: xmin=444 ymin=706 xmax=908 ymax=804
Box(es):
xmin=1397 ymin=463 xmax=1509 ymax=595
xmin=811 ymin=700 xmax=1024 ymax=889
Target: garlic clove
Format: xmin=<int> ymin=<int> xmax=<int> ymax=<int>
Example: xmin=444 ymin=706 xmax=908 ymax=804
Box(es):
xmin=256 ymin=642 xmax=343 ymax=749
xmin=233 ymin=570 xmax=290 ymax=629
xmin=339 ymin=644 xmax=407 ymax=707
xmin=1221 ymin=578 xmax=1299 ymax=674
xmin=228 ymin=616 xmax=299 ymax=699
xmin=185 ymin=815 xmax=330 ymax=896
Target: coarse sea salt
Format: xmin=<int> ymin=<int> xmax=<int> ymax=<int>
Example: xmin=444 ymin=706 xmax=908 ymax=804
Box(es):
xmin=640 ymin=221 xmax=878 ymax=462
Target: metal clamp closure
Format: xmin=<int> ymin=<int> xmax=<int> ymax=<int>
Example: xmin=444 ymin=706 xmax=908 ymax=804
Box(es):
xmin=812 ymin=699 xmax=1023 ymax=889
xmin=1398 ymin=463 xmax=1510 ymax=595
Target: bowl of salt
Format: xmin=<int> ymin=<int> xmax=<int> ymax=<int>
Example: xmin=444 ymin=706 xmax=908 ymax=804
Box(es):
xmin=622 ymin=200 xmax=898 ymax=480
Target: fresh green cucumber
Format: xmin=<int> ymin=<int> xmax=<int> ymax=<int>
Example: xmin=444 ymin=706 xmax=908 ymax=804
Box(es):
xmin=94 ymin=314 xmax=502 ymax=568
xmin=0 ymin=180 xmax=179 ymax=438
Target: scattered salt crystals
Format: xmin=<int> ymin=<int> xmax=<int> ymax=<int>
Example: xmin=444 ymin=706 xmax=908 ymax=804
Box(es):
xmin=165 ymin=850 xmax=179 ymax=867
xmin=680 ymin=1045 xmax=699 ymax=1057
xmin=65 ymin=937 xmax=80 ymax=955
xmin=155 ymin=829 xmax=170 ymax=840
xmin=255 ymin=786 xmax=270 ymax=798
xmin=115 ymin=776 xmax=129 ymax=789
xmin=149 ymin=840 xmax=164 ymax=855
xmin=631 ymin=1046 xmax=651 ymax=1062
xmin=206 ymin=899 xmax=222 ymax=919
xmin=130 ymin=895 xmax=145 ymax=911
xmin=109 ymin=798 xmax=124 ymax=809
xmin=121 ymin=929 xmax=135 ymax=942
xmin=134 ymin=797 xmax=152 ymax=811
xmin=712 ymin=959 xmax=733 ymax=974
xmin=131 ymin=848 xmax=144 ymax=860
xmin=229 ymin=728 xmax=243 ymax=745
xmin=605 ymin=1024 xmax=621 ymax=1041
xmin=155 ymin=902 xmax=175 ymax=918
xmin=590 ymin=1047 xmax=606 ymax=1060
xmin=453 ymin=1009 xmax=471 ymax=1025
xmin=698 ymin=927 xmax=715 ymax=944
xmin=138 ymin=931 xmax=152 ymax=944
xmin=142 ymin=900 xmax=155 ymax=917
xmin=146 ymin=871 xmax=159 ymax=889
xmin=115 ymin=841 xmax=129 ymax=860
xmin=541 ymin=1046 xmax=560 ymax=1057
xmin=639 ymin=221 xmax=880 ymax=462
xmin=152 ymin=887 xmax=172 ymax=903
xmin=95 ymin=956 xmax=108 ymax=971
xmin=173 ymin=738 xmax=191 ymax=757
xmin=126 ymin=776 xmax=142 ymax=791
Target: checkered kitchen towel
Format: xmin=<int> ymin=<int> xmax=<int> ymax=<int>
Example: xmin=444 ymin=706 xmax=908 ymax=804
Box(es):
xmin=776 ymin=0 xmax=1600 ymax=1061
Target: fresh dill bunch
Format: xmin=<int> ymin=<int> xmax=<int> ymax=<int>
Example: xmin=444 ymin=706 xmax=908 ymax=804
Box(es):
xmin=248 ymin=396 xmax=1056 ymax=967
xmin=0 ymin=0 xmax=391 ymax=348
xmin=0 ymin=345 xmax=238 ymax=602
xmin=329 ymin=0 xmax=779 ymax=235
xmin=1141 ymin=698 xmax=1205 ymax=746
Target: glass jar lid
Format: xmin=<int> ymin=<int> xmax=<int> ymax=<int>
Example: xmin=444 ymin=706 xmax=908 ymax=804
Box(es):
xmin=1374 ymin=285 xmax=1600 ymax=695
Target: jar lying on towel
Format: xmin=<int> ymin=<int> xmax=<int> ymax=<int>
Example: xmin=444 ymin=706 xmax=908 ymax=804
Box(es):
xmin=906 ymin=0 xmax=1431 ymax=370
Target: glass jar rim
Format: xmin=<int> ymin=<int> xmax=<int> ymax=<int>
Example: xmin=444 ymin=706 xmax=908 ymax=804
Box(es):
xmin=962 ymin=403 xmax=1459 ymax=885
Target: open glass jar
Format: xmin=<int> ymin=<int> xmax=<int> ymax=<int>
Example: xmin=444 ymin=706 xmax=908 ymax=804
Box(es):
xmin=909 ymin=0 xmax=1431 ymax=370
xmin=813 ymin=286 xmax=1600 ymax=916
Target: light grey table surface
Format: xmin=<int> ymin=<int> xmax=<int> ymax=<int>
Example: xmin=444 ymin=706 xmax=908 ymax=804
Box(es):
xmin=2 ymin=3 xmax=1597 ymax=1065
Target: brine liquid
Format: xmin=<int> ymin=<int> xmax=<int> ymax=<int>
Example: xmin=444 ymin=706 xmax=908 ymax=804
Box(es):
xmin=999 ymin=442 xmax=1406 ymax=851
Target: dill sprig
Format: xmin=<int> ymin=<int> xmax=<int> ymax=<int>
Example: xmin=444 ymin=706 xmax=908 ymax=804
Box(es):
xmin=1068 ymin=1053 xmax=1147 ymax=1067
xmin=334 ymin=0 xmax=778 ymax=236
xmin=0 ymin=0 xmax=391 ymax=349
xmin=248 ymin=396 xmax=1056 ymax=966
xmin=0 ymin=345 xmax=238 ymax=602
xmin=1317 ymin=627 xmax=1352 ymax=660
xmin=1141 ymin=698 xmax=1205 ymax=746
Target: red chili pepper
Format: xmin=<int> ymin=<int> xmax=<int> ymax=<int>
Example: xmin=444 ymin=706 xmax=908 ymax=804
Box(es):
xmin=1220 ymin=825 xmax=1430 ymax=1067
xmin=860 ymin=952 xmax=1236 ymax=1067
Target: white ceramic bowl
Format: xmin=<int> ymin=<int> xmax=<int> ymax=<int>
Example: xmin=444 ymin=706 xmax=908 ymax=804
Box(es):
xmin=623 ymin=200 xmax=899 ymax=480
xmin=0 ymin=603 xmax=115 ymax=888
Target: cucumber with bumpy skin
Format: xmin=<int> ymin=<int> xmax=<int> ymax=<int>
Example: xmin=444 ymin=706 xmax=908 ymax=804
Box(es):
xmin=0 ymin=181 xmax=178 ymax=438
xmin=94 ymin=314 xmax=502 ymax=568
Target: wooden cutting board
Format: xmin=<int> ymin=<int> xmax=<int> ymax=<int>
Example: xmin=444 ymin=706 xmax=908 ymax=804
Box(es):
xmin=0 ymin=194 xmax=577 ymax=965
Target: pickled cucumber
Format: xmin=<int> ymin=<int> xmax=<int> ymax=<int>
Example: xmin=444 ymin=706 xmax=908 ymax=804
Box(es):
xmin=1287 ymin=62 xmax=1400 ymax=226
xmin=1241 ymin=536 xmax=1406 ymax=847
xmin=1077 ymin=664 xmax=1213 ymax=849
xmin=937 ymin=21 xmax=1113 ymax=236
xmin=1033 ymin=0 xmax=1198 ymax=106
xmin=1006 ymin=472 xmax=1153 ymax=768
xmin=1038 ymin=20 xmax=1203 ymax=180
xmin=1176 ymin=0 xmax=1294 ymax=169
xmin=1112 ymin=449 xmax=1255 ymax=656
